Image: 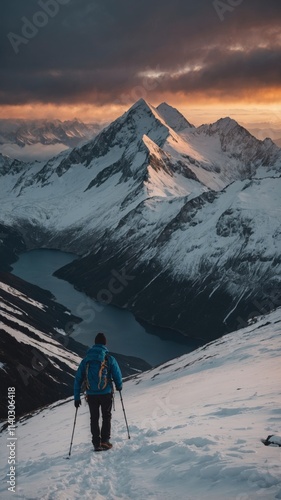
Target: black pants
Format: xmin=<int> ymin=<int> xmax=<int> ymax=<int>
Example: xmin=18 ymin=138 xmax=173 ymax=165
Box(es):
xmin=87 ymin=393 xmax=113 ymax=447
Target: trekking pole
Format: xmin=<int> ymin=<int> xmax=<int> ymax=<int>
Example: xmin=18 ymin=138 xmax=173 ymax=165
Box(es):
xmin=119 ymin=391 xmax=130 ymax=439
xmin=66 ymin=407 xmax=78 ymax=459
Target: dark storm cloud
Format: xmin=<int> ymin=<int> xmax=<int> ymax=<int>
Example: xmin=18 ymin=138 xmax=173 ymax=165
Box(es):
xmin=160 ymin=46 xmax=281 ymax=96
xmin=0 ymin=0 xmax=280 ymax=105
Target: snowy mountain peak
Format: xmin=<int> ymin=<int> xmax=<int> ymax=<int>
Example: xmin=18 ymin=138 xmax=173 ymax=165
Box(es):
xmin=199 ymin=116 xmax=241 ymax=136
xmin=215 ymin=116 xmax=238 ymax=130
xmin=157 ymin=102 xmax=194 ymax=131
xmin=129 ymin=97 xmax=152 ymax=112
xmin=199 ymin=116 xmax=278 ymax=149
xmin=99 ymin=98 xmax=173 ymax=150
xmin=125 ymin=98 xmax=169 ymax=130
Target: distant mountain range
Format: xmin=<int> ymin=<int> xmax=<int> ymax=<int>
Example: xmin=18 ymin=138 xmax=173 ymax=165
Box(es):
xmin=246 ymin=126 xmax=281 ymax=147
xmin=0 ymin=99 xmax=280 ymax=343
xmin=0 ymin=119 xmax=104 ymax=161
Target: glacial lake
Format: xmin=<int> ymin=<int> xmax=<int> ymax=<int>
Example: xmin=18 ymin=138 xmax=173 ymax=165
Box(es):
xmin=11 ymin=249 xmax=200 ymax=366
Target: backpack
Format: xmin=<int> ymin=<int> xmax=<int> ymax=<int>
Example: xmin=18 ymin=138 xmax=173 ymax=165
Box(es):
xmin=82 ymin=354 xmax=111 ymax=393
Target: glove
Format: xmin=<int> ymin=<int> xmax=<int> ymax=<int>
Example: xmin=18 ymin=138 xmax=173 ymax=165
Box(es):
xmin=74 ymin=399 xmax=81 ymax=408
xmin=116 ymin=387 xmax=122 ymax=392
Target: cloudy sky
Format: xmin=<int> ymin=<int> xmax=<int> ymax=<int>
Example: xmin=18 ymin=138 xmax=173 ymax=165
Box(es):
xmin=1 ymin=0 xmax=280 ymax=127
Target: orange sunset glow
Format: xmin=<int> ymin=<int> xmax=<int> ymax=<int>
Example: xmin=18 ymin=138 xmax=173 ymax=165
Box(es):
xmin=0 ymin=100 xmax=280 ymax=131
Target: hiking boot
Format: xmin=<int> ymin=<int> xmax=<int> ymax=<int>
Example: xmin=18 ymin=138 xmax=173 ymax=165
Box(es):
xmin=101 ymin=441 xmax=113 ymax=450
xmin=94 ymin=445 xmax=103 ymax=452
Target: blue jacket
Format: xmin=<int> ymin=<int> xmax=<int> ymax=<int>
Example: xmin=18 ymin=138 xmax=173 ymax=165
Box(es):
xmin=74 ymin=344 xmax=123 ymax=400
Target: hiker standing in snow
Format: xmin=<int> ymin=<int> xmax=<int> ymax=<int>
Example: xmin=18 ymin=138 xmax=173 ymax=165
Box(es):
xmin=74 ymin=333 xmax=123 ymax=452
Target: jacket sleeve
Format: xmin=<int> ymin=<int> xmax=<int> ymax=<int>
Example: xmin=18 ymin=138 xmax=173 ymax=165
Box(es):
xmin=74 ymin=359 xmax=86 ymax=400
xmin=110 ymin=356 xmax=123 ymax=391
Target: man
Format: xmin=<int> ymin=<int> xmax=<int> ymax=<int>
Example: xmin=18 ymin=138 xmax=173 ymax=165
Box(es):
xmin=74 ymin=332 xmax=123 ymax=452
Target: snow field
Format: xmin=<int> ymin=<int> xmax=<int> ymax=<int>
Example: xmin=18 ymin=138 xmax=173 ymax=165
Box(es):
xmin=0 ymin=310 xmax=281 ymax=499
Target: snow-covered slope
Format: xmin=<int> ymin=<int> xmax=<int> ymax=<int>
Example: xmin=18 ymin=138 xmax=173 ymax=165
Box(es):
xmin=157 ymin=102 xmax=194 ymax=131
xmin=0 ymin=308 xmax=280 ymax=499
xmin=0 ymin=99 xmax=281 ymax=340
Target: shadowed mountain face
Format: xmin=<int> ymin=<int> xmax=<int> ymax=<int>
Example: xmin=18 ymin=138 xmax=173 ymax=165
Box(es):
xmin=0 ymin=99 xmax=281 ymax=342
xmin=0 ymin=271 xmax=81 ymax=419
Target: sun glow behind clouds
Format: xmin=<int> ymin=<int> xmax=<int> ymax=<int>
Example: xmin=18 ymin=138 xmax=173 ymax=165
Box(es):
xmin=229 ymin=45 xmax=245 ymax=52
xmin=138 ymin=64 xmax=204 ymax=80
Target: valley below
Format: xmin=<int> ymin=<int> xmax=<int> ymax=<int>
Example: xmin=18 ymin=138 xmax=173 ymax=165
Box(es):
xmin=11 ymin=249 xmax=198 ymax=366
